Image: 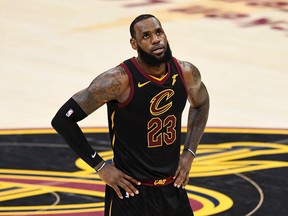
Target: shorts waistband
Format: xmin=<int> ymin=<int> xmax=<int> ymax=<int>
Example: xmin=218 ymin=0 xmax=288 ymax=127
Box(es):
xmin=140 ymin=176 xmax=174 ymax=186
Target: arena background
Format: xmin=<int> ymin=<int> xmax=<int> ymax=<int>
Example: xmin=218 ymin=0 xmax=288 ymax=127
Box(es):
xmin=0 ymin=0 xmax=287 ymax=215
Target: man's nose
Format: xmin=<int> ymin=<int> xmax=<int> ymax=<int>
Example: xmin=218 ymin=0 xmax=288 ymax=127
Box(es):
xmin=151 ymin=34 xmax=160 ymax=44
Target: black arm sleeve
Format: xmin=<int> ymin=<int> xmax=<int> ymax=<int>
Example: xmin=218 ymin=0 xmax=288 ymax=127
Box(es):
xmin=51 ymin=98 xmax=103 ymax=168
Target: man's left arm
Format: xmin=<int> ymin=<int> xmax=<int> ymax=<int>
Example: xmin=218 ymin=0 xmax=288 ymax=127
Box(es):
xmin=174 ymin=60 xmax=210 ymax=188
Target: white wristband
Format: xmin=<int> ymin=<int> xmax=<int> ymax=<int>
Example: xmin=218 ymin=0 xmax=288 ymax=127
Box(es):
xmin=96 ymin=161 xmax=106 ymax=173
xmin=185 ymin=148 xmax=196 ymax=158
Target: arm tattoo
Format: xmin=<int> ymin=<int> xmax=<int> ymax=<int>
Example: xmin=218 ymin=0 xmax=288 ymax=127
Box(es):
xmin=181 ymin=61 xmax=200 ymax=83
xmin=92 ymin=67 xmax=126 ymax=101
xmin=74 ymin=67 xmax=127 ymax=114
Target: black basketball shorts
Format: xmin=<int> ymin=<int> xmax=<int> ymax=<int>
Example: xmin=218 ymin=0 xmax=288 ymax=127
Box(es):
xmin=104 ymin=183 xmax=193 ymax=216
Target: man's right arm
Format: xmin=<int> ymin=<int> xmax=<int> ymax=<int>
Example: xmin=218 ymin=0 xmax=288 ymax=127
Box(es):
xmin=51 ymin=66 xmax=127 ymax=168
xmin=51 ymin=66 xmax=140 ymax=199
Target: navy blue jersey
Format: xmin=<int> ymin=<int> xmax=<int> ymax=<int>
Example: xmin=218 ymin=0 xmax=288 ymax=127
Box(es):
xmin=107 ymin=57 xmax=187 ymax=180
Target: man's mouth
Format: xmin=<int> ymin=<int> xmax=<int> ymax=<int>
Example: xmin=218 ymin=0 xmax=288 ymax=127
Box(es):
xmin=152 ymin=46 xmax=164 ymax=55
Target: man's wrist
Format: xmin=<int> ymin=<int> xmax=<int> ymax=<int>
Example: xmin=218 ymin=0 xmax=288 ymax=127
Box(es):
xmin=95 ymin=160 xmax=106 ymax=173
xmin=183 ymin=148 xmax=196 ymax=158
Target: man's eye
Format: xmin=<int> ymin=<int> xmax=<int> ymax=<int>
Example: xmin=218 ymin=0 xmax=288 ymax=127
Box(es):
xmin=156 ymin=30 xmax=163 ymax=35
xmin=143 ymin=34 xmax=149 ymax=38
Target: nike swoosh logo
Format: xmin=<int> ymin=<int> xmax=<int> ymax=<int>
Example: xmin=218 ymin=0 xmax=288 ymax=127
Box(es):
xmin=138 ymin=81 xmax=151 ymax=88
xmin=91 ymin=151 xmax=97 ymax=158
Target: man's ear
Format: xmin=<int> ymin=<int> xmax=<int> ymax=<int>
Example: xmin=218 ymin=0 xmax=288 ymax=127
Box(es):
xmin=130 ymin=38 xmax=137 ymax=50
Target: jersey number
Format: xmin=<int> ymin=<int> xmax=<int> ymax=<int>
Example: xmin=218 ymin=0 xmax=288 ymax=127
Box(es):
xmin=147 ymin=115 xmax=177 ymax=148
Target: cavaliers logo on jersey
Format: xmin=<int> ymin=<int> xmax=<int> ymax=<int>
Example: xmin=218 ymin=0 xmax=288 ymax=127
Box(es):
xmin=150 ymin=89 xmax=175 ymax=116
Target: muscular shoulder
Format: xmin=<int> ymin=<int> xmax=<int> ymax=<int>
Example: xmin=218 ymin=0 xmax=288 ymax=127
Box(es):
xmin=176 ymin=59 xmax=209 ymax=107
xmin=88 ymin=66 xmax=129 ymax=102
xmin=88 ymin=66 xmax=128 ymax=92
xmin=73 ymin=66 xmax=129 ymax=114
xmin=176 ymin=59 xmax=201 ymax=89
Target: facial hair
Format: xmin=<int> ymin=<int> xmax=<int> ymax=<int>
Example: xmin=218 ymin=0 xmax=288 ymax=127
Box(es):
xmin=137 ymin=42 xmax=172 ymax=66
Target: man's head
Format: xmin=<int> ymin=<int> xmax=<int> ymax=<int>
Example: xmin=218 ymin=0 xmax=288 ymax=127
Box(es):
xmin=130 ymin=14 xmax=172 ymax=66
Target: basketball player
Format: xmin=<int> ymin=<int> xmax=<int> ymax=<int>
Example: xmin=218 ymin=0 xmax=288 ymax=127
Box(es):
xmin=52 ymin=14 xmax=209 ymax=216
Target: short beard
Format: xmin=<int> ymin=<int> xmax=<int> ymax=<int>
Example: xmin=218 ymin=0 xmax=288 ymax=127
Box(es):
xmin=137 ymin=42 xmax=172 ymax=66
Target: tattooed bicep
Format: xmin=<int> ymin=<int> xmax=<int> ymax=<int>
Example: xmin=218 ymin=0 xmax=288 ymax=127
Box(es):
xmin=73 ymin=66 xmax=128 ymax=114
xmin=89 ymin=66 xmax=127 ymax=101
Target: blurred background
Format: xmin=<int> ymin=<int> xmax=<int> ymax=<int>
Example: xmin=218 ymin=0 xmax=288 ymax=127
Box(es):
xmin=1 ymin=0 xmax=287 ymax=130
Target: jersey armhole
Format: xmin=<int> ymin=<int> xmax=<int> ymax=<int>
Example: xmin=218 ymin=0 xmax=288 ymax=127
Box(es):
xmin=173 ymin=57 xmax=188 ymax=95
xmin=118 ymin=63 xmax=134 ymax=108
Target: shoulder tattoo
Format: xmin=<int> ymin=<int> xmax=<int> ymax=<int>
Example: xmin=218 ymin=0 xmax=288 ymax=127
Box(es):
xmin=91 ymin=66 xmax=127 ymax=101
xmin=179 ymin=60 xmax=201 ymax=83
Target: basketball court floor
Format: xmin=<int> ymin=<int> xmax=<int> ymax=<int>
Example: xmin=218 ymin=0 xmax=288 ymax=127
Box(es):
xmin=1 ymin=0 xmax=288 ymax=215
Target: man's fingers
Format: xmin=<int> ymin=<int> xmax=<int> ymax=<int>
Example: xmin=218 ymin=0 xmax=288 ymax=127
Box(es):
xmin=173 ymin=167 xmax=182 ymax=187
xmin=112 ymin=185 xmax=123 ymax=199
xmin=173 ymin=167 xmax=180 ymax=180
xmin=182 ymin=176 xmax=190 ymax=189
xmin=174 ymin=168 xmax=189 ymax=188
xmin=124 ymin=174 xmax=141 ymax=186
xmin=174 ymin=178 xmax=184 ymax=188
xmin=121 ymin=178 xmax=139 ymax=196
